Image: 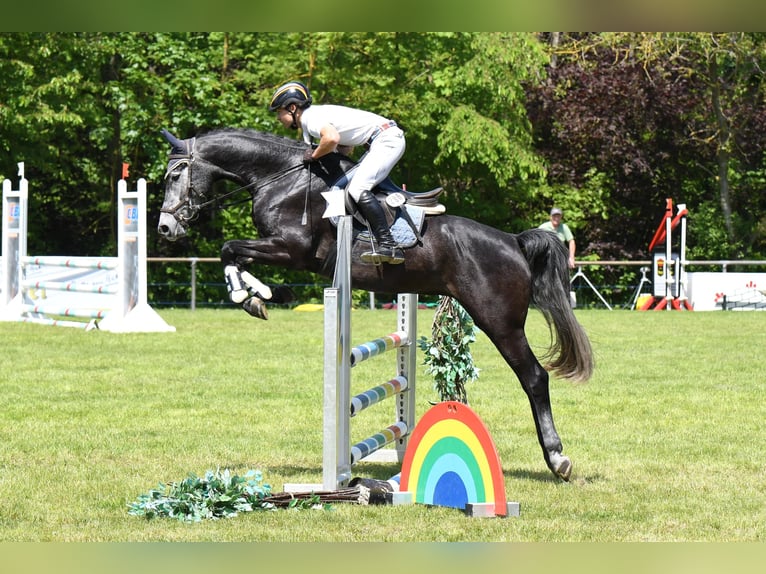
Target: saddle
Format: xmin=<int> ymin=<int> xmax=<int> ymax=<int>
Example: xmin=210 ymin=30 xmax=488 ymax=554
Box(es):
xmin=329 ymin=166 xmax=446 ymax=248
xmin=374 ymin=177 xmax=446 ymax=215
xmin=332 ymin=165 xmax=446 ymax=216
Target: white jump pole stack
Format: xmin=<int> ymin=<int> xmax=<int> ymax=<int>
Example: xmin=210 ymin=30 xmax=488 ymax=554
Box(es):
xmin=322 ymin=215 xmax=354 ymax=489
xmin=285 ymin=214 xmax=417 ymax=493
xmin=1 ymin=163 xmax=28 ymax=312
xmin=1 ymin=167 xmax=174 ymax=332
xmin=97 ymin=177 xmax=175 ymax=332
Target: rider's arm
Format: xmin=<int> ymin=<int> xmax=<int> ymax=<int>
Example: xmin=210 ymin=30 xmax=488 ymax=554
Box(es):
xmin=310 ymin=124 xmax=341 ymax=159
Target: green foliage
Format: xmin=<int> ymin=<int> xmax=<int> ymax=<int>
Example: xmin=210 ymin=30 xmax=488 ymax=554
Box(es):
xmin=686 ymin=199 xmax=743 ymax=262
xmin=128 ymin=468 xmax=325 ymax=522
xmin=535 ymin=168 xmax=611 ymax=231
xmin=418 ymin=296 xmax=479 ymax=403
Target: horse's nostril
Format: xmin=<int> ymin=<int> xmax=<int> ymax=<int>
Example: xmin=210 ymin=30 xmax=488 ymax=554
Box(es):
xmin=158 ymin=225 xmax=169 ymax=236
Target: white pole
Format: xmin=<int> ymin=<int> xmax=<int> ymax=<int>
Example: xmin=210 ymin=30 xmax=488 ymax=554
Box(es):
xmin=322 ymin=215 xmax=353 ymax=490
xmin=665 ymin=208 xmax=672 ymax=309
xmin=1 ymin=175 xmax=28 ymax=311
xmin=395 ymin=292 xmax=418 ymax=461
xmin=678 ymin=203 xmax=688 ymax=303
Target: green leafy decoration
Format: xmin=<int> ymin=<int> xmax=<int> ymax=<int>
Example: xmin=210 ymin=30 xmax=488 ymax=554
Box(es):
xmin=418 ymin=296 xmax=480 ymax=404
xmin=128 ymin=468 xmax=326 ymax=522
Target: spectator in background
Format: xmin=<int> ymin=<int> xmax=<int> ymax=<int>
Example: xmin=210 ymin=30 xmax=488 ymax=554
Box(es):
xmin=539 ymin=207 xmax=576 ymax=269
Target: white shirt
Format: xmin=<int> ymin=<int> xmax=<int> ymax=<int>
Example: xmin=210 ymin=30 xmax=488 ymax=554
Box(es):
xmin=300 ymin=105 xmax=390 ymax=147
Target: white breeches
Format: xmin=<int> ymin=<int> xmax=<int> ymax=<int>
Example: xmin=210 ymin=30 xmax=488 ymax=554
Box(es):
xmin=346 ymin=128 xmax=405 ymax=201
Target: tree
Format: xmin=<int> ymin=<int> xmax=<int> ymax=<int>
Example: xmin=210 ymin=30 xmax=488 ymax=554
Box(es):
xmin=528 ymin=32 xmax=766 ymax=267
xmin=528 ymin=34 xmax=701 ymax=261
xmin=666 ymin=33 xmax=766 ymax=258
xmin=7 ymin=32 xmax=764 ymax=309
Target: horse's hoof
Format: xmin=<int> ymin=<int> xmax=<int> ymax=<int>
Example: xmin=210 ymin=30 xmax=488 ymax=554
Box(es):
xmin=548 ymin=452 xmax=572 ymax=481
xmin=555 ymin=457 xmax=572 ymax=481
xmin=242 ymin=296 xmax=269 ymax=320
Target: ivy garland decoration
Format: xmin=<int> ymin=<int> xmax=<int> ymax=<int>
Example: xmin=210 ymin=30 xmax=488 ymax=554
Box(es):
xmin=418 ymin=296 xmax=480 ymax=404
xmin=128 ymin=468 xmax=327 ymax=522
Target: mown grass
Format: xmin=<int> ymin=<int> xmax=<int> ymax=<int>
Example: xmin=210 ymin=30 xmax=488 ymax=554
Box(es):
xmin=0 ymin=306 xmax=764 ymax=542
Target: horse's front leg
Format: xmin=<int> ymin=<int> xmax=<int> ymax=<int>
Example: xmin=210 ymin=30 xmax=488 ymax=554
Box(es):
xmin=221 ymin=238 xmax=294 ymax=320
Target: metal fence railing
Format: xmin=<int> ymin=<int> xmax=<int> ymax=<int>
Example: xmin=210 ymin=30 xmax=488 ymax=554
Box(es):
xmin=147 ymin=258 xmax=766 ymax=311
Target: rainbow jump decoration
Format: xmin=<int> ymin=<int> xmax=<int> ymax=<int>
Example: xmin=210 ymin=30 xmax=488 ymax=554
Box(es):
xmin=399 ymin=401 xmax=513 ymax=517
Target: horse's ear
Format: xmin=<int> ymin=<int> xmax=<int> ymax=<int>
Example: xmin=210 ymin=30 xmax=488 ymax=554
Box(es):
xmin=161 ymin=129 xmax=185 ymax=149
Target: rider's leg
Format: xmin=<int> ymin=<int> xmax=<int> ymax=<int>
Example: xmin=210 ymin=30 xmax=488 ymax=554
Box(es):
xmin=348 ymin=129 xmax=405 ymax=265
xmin=355 ymin=190 xmax=404 ymax=264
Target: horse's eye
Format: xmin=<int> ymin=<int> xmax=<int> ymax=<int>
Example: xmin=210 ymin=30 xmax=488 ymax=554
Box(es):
xmin=170 ymin=168 xmax=187 ymax=181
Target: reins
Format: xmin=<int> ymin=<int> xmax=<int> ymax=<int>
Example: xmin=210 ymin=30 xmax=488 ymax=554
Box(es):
xmin=195 ymin=162 xmax=306 ymax=212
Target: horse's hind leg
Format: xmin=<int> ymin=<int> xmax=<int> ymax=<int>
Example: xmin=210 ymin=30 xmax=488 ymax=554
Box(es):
xmin=476 ymin=316 xmax=571 ymax=481
xmin=504 ymin=330 xmax=572 ymax=480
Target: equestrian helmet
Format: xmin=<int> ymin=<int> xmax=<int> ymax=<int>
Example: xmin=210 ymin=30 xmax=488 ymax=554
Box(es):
xmin=269 ymin=81 xmax=312 ymax=111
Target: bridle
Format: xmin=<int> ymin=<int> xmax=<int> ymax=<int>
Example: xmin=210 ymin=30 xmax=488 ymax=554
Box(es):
xmin=160 ymin=137 xmax=201 ymax=227
xmin=161 ymin=136 xmax=307 ymax=228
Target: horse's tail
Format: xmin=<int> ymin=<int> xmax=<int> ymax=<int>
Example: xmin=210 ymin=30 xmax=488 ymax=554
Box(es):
xmin=517 ymin=228 xmax=594 ymax=383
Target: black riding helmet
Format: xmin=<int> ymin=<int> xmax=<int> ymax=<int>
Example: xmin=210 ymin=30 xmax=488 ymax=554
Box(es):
xmin=268 ymin=81 xmax=312 ymax=112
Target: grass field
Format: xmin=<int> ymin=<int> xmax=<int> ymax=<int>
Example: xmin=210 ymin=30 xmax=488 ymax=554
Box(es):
xmin=0 ymin=304 xmax=764 ymax=543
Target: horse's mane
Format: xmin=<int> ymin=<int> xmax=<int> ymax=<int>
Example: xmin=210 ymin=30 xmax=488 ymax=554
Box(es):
xmin=200 ymin=127 xmax=305 ymax=151
xmin=198 ymin=127 xmax=356 ymax=172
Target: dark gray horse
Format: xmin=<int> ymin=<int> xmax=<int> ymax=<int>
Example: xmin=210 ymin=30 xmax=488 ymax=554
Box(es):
xmin=157 ymin=128 xmax=593 ymax=481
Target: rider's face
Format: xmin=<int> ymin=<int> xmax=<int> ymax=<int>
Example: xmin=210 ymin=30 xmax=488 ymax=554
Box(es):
xmin=276 ymin=106 xmax=298 ymax=130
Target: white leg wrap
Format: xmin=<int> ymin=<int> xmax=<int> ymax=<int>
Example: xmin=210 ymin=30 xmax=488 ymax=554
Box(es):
xmin=241 ymin=271 xmax=272 ymax=300
xmin=224 ymin=265 xmax=249 ymax=304
xmin=224 ymin=265 xmax=273 ymax=303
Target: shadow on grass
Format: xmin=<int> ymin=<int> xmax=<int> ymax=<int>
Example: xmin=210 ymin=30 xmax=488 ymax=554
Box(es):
xmin=503 ymin=468 xmax=561 ymax=482
xmin=268 ymin=462 xmax=606 ymax=488
xmin=268 ymin=462 xmax=403 ymax=483
xmin=503 ymin=467 xmax=606 ymax=484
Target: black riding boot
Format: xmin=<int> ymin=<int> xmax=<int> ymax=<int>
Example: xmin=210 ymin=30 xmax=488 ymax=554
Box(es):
xmin=355 ymin=190 xmax=404 ymax=264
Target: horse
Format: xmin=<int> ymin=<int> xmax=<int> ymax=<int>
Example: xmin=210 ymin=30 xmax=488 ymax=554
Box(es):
xmin=157 ymin=127 xmax=594 ymax=481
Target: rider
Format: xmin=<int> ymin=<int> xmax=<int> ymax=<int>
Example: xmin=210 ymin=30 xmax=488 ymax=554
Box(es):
xmin=269 ymin=81 xmax=405 ymax=265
